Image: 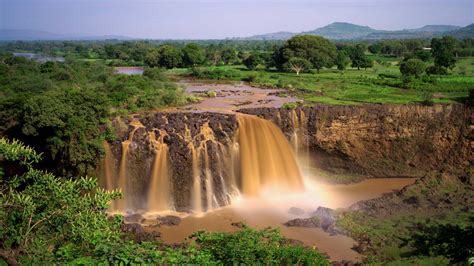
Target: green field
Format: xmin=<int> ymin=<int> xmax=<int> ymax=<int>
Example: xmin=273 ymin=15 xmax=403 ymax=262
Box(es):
xmin=167 ymin=56 xmax=474 ymax=105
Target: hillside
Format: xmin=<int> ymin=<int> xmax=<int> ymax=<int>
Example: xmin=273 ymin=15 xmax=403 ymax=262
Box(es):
xmin=0 ymin=29 xmax=134 ymax=41
xmin=444 ymin=24 xmax=474 ymax=39
xmin=303 ymin=22 xmax=377 ymax=40
xmin=408 ymin=25 xmax=461 ymax=33
xmin=243 ymin=22 xmax=466 ymax=40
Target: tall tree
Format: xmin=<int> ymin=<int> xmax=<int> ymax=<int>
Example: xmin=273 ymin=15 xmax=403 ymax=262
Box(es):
xmin=349 ymin=44 xmax=373 ymax=70
xmin=182 ymin=43 xmax=205 ymax=67
xmin=243 ymin=53 xmax=262 ymax=70
xmin=275 ymin=35 xmax=337 ymax=73
xmin=335 ymin=50 xmax=350 ymax=71
xmin=431 ymin=36 xmax=457 ymax=69
xmin=157 ymin=45 xmax=182 ymax=69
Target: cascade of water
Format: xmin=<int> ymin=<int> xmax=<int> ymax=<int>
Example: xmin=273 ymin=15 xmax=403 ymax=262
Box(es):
xmin=115 ymin=119 xmax=144 ymax=213
xmin=235 ymin=114 xmax=304 ymax=196
xmin=147 ymin=130 xmax=172 ymax=212
xmin=102 ymin=141 xmax=116 ymax=210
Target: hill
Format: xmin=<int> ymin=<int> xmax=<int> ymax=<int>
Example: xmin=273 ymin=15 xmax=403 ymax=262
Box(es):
xmin=0 ymin=29 xmax=134 ymax=41
xmin=243 ymin=22 xmax=466 ymax=40
xmin=444 ymin=24 xmax=474 ymax=39
xmin=408 ymin=25 xmax=461 ymax=33
xmin=303 ymin=22 xmax=377 ymax=40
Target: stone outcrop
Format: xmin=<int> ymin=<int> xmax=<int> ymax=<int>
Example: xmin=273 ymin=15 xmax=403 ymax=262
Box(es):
xmin=240 ymin=104 xmax=473 ymax=177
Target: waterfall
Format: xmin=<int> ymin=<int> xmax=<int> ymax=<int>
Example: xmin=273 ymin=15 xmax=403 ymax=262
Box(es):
xmin=101 ymin=113 xmax=305 ymax=215
xmin=147 ymin=130 xmax=172 ymax=212
xmin=115 ymin=119 xmax=143 ymax=213
xmin=236 ymin=114 xmax=304 ymax=196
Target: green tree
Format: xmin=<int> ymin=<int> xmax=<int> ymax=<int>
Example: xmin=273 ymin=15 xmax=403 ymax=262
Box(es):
xmin=243 ymin=53 xmax=262 ymax=70
xmin=335 ymin=50 xmax=350 ymax=71
xmin=431 ymin=36 xmax=457 ymax=69
xmin=275 ymin=35 xmax=337 ymax=72
xmin=182 ymin=43 xmax=205 ymax=67
xmin=414 ymin=49 xmax=432 ymax=62
xmin=144 ymin=49 xmax=160 ymax=67
xmin=349 ymin=44 xmax=373 ymax=70
xmin=400 ymin=58 xmax=426 ymax=78
xmin=221 ymin=48 xmax=238 ymax=65
xmin=157 ymin=45 xmax=182 ymax=69
xmin=283 ymin=57 xmax=312 ymax=75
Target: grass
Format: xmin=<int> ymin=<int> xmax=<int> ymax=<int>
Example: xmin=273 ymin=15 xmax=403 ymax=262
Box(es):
xmin=166 ymin=56 xmax=474 ymax=105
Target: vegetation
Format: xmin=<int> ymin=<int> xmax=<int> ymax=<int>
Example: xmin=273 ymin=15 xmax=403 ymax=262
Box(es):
xmin=0 ymin=138 xmax=329 ymax=265
xmin=336 ymin=172 xmax=474 ymax=265
xmin=0 ymin=53 xmax=189 ymax=176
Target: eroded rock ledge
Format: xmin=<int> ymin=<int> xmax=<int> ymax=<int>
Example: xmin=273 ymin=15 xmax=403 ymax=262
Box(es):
xmin=240 ymin=104 xmax=473 ymax=177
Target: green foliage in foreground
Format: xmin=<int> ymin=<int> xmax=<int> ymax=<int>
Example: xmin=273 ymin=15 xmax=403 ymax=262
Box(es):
xmin=0 ymin=138 xmax=329 ymax=265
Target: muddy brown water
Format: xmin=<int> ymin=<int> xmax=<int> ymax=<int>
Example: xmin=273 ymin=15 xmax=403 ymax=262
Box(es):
xmin=148 ymin=177 xmax=415 ymax=262
xmin=176 ymin=80 xmax=298 ymax=113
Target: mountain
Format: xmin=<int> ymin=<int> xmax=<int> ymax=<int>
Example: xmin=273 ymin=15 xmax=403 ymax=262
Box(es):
xmin=443 ymin=24 xmax=474 ymax=39
xmin=243 ymin=22 xmax=467 ymax=40
xmin=0 ymin=29 xmax=134 ymax=41
xmin=0 ymin=29 xmax=62 ymax=40
xmin=407 ymin=25 xmax=461 ymax=33
xmin=363 ymin=30 xmax=434 ymax=40
xmin=303 ymin=22 xmax=377 ymax=40
xmin=244 ymin=31 xmax=296 ymax=41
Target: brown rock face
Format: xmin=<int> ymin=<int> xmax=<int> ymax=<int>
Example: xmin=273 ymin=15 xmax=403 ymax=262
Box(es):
xmin=105 ymin=112 xmax=237 ymax=212
xmin=240 ymin=104 xmax=473 ymax=177
xmin=102 ymin=104 xmax=472 ymax=213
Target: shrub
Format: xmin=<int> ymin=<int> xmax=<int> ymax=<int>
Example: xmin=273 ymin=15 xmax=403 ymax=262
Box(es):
xmin=400 ymin=58 xmax=425 ymax=78
xmin=282 ymin=102 xmax=298 ymax=109
xmin=190 ymin=227 xmax=330 ymax=265
xmin=426 ymin=65 xmax=448 ymax=75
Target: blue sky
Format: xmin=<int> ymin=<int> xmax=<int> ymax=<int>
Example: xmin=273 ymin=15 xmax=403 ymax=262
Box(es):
xmin=1 ymin=0 xmax=472 ymax=39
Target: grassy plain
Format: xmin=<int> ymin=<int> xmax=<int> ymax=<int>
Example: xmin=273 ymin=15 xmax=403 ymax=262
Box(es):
xmin=167 ymin=56 xmax=474 ymax=105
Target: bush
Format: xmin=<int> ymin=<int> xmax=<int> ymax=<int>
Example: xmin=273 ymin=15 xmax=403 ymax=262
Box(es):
xmin=426 ymin=65 xmax=448 ymax=75
xmin=190 ymin=227 xmax=329 ymax=265
xmin=400 ymin=58 xmax=425 ymax=78
xmin=282 ymin=102 xmax=298 ymax=109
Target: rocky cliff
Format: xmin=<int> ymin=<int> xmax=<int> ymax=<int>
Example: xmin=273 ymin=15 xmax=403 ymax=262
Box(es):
xmin=240 ymin=104 xmax=473 ymax=177
xmin=102 ymin=104 xmax=473 ymax=213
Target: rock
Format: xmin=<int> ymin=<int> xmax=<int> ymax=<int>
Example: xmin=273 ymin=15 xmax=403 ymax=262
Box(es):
xmin=311 ymin=207 xmax=336 ymax=231
xmin=284 ymin=217 xmax=321 ymax=228
xmin=231 ymin=221 xmax=246 ymax=228
xmin=121 ymin=223 xmax=144 ymax=234
xmin=403 ymin=196 xmax=419 ymax=205
xmin=288 ymin=207 xmax=305 ymax=216
xmin=158 ymin=215 xmax=182 ymax=226
xmin=352 ymin=241 xmax=369 ymax=253
xmin=141 ymin=218 xmax=160 ymax=226
xmin=124 ymin=213 xmax=144 ymax=223
xmin=240 ymin=104 xmax=472 ymax=178
xmin=121 ymin=223 xmax=161 ymax=243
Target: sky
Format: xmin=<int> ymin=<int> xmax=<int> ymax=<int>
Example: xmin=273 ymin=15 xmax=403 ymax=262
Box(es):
xmin=0 ymin=0 xmax=473 ymax=39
